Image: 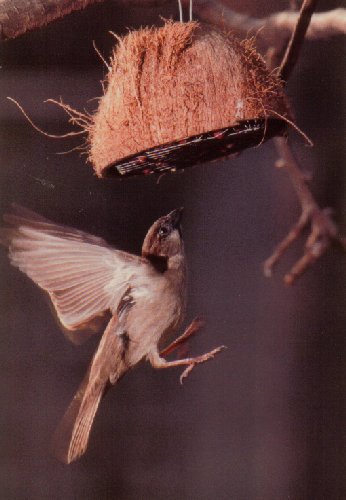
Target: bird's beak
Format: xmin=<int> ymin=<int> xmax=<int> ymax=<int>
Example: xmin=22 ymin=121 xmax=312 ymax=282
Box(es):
xmin=168 ymin=207 xmax=184 ymax=229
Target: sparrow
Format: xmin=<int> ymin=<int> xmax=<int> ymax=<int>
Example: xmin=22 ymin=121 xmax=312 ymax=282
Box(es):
xmin=0 ymin=205 xmax=225 ymax=464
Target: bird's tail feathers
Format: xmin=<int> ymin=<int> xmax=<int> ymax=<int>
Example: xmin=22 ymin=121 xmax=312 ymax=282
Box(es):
xmin=51 ymin=316 xmax=129 ymax=464
xmin=51 ymin=367 xmax=106 ymax=464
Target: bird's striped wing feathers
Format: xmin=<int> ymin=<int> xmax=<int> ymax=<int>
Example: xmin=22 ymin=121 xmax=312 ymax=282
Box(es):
xmin=1 ymin=207 xmax=145 ymax=337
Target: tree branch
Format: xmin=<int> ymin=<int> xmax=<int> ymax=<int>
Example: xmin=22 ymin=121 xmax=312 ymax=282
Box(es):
xmin=1 ymin=0 xmax=345 ymax=42
xmin=0 ymin=0 xmax=103 ymax=41
xmin=186 ymin=1 xmax=346 ymax=47
xmin=279 ymin=0 xmax=318 ymax=81
xmin=263 ymin=138 xmax=345 ymax=285
xmin=260 ymin=1 xmax=345 ymax=283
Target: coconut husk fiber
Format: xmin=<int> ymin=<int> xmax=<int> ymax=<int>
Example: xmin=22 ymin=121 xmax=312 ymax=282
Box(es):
xmin=88 ymin=21 xmax=288 ymax=177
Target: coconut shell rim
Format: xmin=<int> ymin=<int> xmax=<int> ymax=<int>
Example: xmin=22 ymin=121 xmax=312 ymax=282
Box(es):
xmin=101 ymin=118 xmax=287 ymax=178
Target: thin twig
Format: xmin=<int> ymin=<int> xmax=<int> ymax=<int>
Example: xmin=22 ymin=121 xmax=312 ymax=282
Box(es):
xmin=261 ymin=0 xmax=345 ymax=283
xmin=263 ymin=137 xmax=345 ymax=285
xmin=279 ymin=0 xmax=318 ymax=81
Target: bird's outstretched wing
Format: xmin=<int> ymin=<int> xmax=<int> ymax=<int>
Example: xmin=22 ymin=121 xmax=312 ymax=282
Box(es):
xmin=0 ymin=205 xmax=147 ymax=342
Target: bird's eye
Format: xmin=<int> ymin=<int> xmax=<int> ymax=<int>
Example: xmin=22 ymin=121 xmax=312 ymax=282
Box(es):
xmin=158 ymin=224 xmax=170 ymax=239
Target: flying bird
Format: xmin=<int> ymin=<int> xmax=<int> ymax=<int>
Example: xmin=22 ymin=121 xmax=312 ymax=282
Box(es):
xmin=0 ymin=206 xmax=225 ymax=464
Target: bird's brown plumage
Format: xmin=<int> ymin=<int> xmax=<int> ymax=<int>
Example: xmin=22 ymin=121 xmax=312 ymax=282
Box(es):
xmin=1 ymin=206 xmax=187 ymax=463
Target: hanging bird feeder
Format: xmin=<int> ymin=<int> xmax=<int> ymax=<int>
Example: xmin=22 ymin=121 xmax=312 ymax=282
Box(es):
xmin=87 ymin=21 xmax=289 ymax=178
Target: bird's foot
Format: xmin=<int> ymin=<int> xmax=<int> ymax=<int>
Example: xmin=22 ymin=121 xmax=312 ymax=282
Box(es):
xmin=179 ymin=345 xmax=227 ymax=384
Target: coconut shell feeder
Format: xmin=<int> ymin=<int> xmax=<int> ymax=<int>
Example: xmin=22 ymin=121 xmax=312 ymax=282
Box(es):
xmin=87 ymin=21 xmax=289 ymax=178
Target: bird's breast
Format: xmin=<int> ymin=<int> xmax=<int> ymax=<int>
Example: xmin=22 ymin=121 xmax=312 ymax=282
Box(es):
xmin=121 ymin=273 xmax=185 ymax=363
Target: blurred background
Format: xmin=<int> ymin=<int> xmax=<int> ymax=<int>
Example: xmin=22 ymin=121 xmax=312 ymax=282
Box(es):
xmin=0 ymin=1 xmax=345 ymax=498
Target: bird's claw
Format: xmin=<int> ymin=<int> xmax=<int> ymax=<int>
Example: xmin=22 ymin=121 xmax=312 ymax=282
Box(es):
xmin=179 ymin=345 xmax=227 ymax=384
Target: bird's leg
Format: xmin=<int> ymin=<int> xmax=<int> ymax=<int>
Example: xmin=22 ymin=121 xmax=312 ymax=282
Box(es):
xmin=149 ymin=344 xmax=226 ymax=384
xmin=160 ymin=317 xmax=204 ymax=357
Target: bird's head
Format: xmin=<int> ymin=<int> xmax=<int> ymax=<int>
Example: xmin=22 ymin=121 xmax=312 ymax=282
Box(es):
xmin=142 ymin=208 xmax=184 ymax=268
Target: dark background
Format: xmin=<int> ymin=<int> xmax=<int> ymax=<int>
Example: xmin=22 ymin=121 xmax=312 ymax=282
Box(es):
xmin=0 ymin=1 xmax=345 ymax=498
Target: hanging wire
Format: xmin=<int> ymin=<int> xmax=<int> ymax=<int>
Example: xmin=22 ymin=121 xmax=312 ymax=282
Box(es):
xmin=178 ymin=0 xmax=183 ymax=22
xmin=178 ymin=0 xmax=193 ymax=23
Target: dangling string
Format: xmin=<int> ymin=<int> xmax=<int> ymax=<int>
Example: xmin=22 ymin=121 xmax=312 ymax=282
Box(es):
xmin=189 ymin=0 xmax=193 ymax=21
